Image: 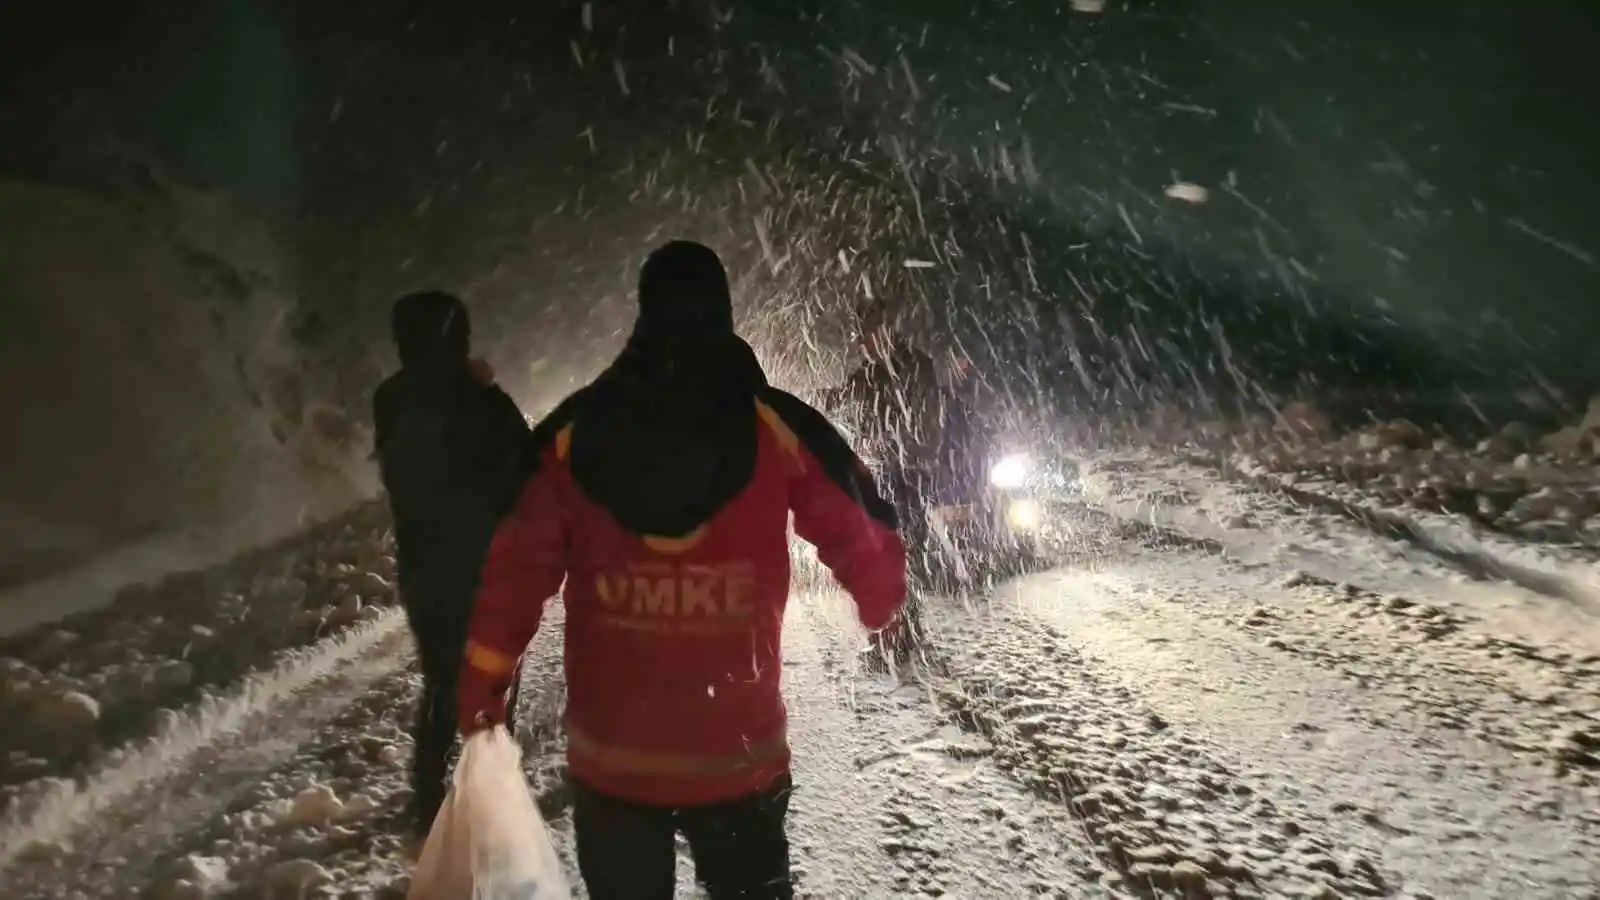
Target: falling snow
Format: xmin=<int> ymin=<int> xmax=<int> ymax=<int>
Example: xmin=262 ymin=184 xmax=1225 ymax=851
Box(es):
xmin=1 ymin=1 xmax=1597 ymax=897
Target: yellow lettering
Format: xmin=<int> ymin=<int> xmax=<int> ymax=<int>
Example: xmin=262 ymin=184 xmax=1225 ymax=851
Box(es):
xmin=596 ymin=574 xmax=628 ymax=608
xmin=632 ymin=576 xmax=676 ymax=615
xmin=679 ymin=575 xmax=719 ymax=616
xmin=724 ymin=574 xmax=757 ymax=617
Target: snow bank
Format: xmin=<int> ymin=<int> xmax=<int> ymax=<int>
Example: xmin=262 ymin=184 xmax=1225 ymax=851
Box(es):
xmin=0 ymin=609 xmax=405 ymax=870
xmin=0 ymin=177 xmax=377 ymax=629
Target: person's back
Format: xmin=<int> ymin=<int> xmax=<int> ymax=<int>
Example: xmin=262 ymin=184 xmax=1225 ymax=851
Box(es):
xmin=834 ymin=309 xmax=947 ymax=470
xmin=825 ymin=307 xmax=957 ymax=670
xmin=457 ymin=241 xmax=907 ymax=899
xmin=375 ymin=364 xmax=523 ymax=566
xmin=370 ymin=290 xmax=532 ymax=843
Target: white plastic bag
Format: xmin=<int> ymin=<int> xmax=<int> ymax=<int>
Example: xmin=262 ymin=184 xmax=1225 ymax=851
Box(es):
xmin=407 ymin=725 xmax=572 ymax=900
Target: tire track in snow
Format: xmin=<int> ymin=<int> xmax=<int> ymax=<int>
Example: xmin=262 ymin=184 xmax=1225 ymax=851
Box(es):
xmin=776 ymin=585 xmax=1106 ymax=897
xmin=970 ymin=550 xmax=1600 ymax=898
xmin=933 ymin=600 xmax=1396 ymax=899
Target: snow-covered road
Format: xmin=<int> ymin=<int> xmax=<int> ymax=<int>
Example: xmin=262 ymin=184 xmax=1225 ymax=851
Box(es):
xmin=1 ymin=464 xmax=1597 ymax=898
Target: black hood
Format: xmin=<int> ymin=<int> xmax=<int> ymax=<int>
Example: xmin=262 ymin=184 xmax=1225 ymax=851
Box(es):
xmin=634 ymin=240 xmax=735 ymax=339
xmin=557 ymin=239 xmax=775 ymax=537
xmin=392 ymin=290 xmax=470 ymax=368
xmin=567 ymin=330 xmax=769 ymax=538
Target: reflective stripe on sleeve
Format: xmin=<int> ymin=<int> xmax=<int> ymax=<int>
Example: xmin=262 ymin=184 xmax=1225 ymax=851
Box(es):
xmin=464 ymin=639 xmax=520 ymax=676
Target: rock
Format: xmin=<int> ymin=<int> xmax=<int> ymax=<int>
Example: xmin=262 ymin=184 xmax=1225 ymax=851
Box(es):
xmin=159 ymin=855 xmax=230 ymax=899
xmin=1275 ymin=402 xmax=1332 ymax=442
xmin=1509 ymin=488 xmax=1563 ymax=522
xmin=154 ymin=707 xmax=184 ymax=734
xmin=36 ymin=630 xmax=80 ymax=660
xmin=358 ymin=570 xmax=394 ymax=599
xmin=1500 ymin=420 xmax=1537 ymax=450
xmin=340 ymin=792 xmax=381 ymax=820
xmin=1539 ymin=426 xmax=1596 ymax=459
xmin=15 ymin=837 xmax=69 ymax=863
xmin=11 ymin=756 xmax=49 ymax=778
xmin=265 ymin=859 xmax=333 ymax=897
xmin=0 ymin=656 xmax=39 ymax=682
xmin=1282 ymin=571 xmax=1331 ymax=589
xmin=328 ymin=594 xmax=365 ymax=628
xmin=40 ymin=690 xmax=101 ymax=729
xmin=289 ymin=783 xmax=345 ymax=827
xmin=1475 ymin=435 xmax=1516 ymax=460
xmin=1358 ymin=419 xmax=1427 ymax=451
xmin=151 ymin=660 xmax=196 ymax=692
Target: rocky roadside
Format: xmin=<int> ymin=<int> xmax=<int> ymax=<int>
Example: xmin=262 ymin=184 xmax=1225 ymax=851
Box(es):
xmin=0 ymin=502 xmax=399 ymax=813
xmin=0 ymin=634 xmax=419 ymax=900
xmin=1120 ymin=397 xmax=1600 ymax=564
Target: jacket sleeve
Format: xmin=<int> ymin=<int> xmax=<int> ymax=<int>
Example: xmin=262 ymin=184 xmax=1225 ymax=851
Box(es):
xmin=370 ymin=379 xmax=399 ymax=476
xmin=761 ymin=389 xmax=907 ymax=631
xmin=472 ymin=384 xmax=536 ymax=519
xmin=458 ymin=440 xmax=569 ymax=731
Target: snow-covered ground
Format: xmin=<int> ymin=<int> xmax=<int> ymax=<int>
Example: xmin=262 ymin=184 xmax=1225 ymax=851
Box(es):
xmin=1 ymin=446 xmax=1597 ymax=898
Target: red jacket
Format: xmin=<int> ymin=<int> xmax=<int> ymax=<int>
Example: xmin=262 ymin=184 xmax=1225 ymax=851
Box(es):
xmin=458 ymin=394 xmax=906 ymax=806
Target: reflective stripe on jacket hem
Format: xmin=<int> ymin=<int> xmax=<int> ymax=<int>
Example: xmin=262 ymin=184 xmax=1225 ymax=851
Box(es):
xmin=565 ymin=720 xmax=789 ymax=780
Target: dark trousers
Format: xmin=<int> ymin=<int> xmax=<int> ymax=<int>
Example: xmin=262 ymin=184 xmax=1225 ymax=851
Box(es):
xmin=408 ymin=618 xmax=465 ymax=838
xmin=572 ymin=775 xmax=795 ymax=900
xmin=404 ymin=602 xmax=523 ymax=838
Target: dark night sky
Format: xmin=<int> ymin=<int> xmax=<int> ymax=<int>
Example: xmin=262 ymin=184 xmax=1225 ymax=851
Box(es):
xmin=3 ymin=0 xmax=1598 ymax=425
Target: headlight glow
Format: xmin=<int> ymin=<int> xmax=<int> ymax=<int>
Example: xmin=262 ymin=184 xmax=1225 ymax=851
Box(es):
xmin=1006 ymin=498 xmax=1043 ymax=531
xmin=988 ymin=453 xmax=1031 ymax=489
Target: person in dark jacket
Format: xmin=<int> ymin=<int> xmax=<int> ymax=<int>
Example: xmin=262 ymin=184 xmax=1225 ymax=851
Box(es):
xmin=823 ymin=300 xmax=949 ymax=671
xmin=456 ymin=241 xmax=907 ymax=900
xmin=371 ymin=290 xmax=533 ymax=842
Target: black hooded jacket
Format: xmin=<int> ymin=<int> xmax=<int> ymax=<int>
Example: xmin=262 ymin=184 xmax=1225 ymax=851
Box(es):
xmin=530 ymin=240 xmax=891 ymax=538
xmin=372 ymin=292 xmax=533 ymax=601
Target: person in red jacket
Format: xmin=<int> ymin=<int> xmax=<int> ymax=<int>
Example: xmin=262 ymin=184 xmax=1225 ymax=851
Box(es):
xmin=457 ymin=240 xmax=908 ymax=899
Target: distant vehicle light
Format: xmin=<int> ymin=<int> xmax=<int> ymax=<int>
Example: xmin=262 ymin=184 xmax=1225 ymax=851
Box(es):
xmin=1006 ymin=498 xmax=1043 ymax=531
xmin=988 ymin=453 xmax=1031 ymax=489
